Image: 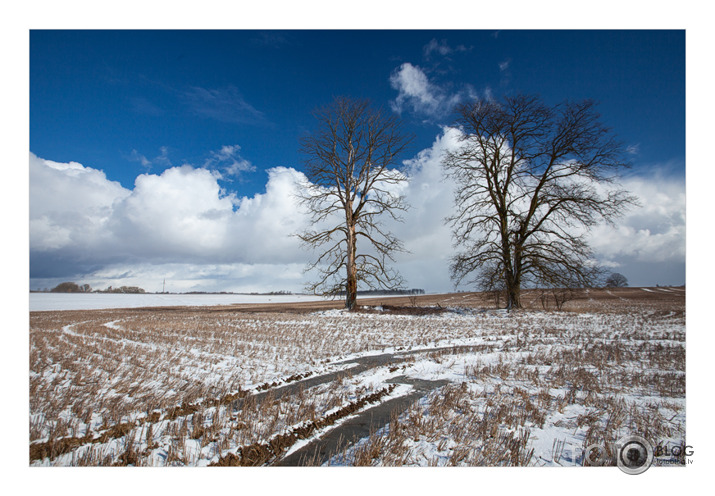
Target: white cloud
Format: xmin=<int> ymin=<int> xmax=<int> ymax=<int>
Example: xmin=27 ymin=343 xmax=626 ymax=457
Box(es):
xmin=587 ymin=172 xmax=686 ymax=265
xmin=423 ymin=39 xmax=471 ymax=59
xmin=389 ymin=63 xmax=442 ymax=117
xmin=389 ymin=63 xmax=477 ymax=120
xmin=30 ymin=153 xmax=131 ymax=251
xmin=386 ymin=128 xmax=463 ymax=290
xmin=387 ymin=133 xmax=685 ymax=290
xmin=129 ymin=149 xmax=151 ymax=168
xmin=29 ymin=138 xmax=686 ymax=292
xmin=230 ymin=166 xmax=311 ymax=264
xmin=155 ymin=146 xmax=172 ymax=166
xmin=75 ymin=262 xmax=308 ymax=294
xmin=626 ymin=143 xmax=641 ymax=155
xmin=30 ymin=153 xmax=311 ymax=290
xmin=111 ymin=165 xmax=237 ymax=256
xmin=213 ymin=145 xmax=243 ymax=162
xmin=424 ymin=39 xmax=452 ymax=58
xmin=204 ymin=144 xmax=256 ymax=177
xmin=129 ymin=146 xmax=172 ymax=170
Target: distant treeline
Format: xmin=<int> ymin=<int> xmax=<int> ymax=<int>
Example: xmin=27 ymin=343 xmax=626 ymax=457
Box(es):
xmin=337 ymin=289 xmax=425 ymax=296
xmin=98 ymin=286 xmax=146 ymax=294
xmin=41 ymin=282 xmax=146 ymax=294
xmin=180 ymin=290 xmax=293 ymax=295
xmin=36 ymin=283 xmax=425 ymax=296
xmin=36 ymin=283 xmax=294 ymax=295
xmin=180 ymin=291 xmax=239 ymax=295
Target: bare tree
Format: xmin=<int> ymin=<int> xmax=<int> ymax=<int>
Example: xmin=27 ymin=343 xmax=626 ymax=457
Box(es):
xmin=605 ymin=272 xmax=629 ymax=287
xmin=444 ymin=94 xmax=638 ymax=309
xmin=551 ymin=286 xmax=577 ymax=311
xmin=297 ymin=97 xmax=413 ymax=310
xmin=50 ymin=282 xmax=82 ymax=293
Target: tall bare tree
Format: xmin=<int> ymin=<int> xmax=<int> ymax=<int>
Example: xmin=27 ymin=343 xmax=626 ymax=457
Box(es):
xmin=297 ymin=97 xmax=412 ymax=310
xmin=444 ymin=94 xmax=638 ymax=309
xmin=605 ymin=272 xmax=629 ymax=288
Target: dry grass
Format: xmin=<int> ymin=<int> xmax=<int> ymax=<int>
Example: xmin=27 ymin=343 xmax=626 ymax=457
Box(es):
xmin=326 ymin=289 xmax=685 ymax=466
xmin=332 ymin=383 xmax=535 ymax=466
xmin=29 ymin=287 xmax=684 ymax=466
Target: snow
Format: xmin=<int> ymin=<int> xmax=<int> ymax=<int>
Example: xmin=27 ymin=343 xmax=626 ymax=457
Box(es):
xmin=30 ymin=296 xmax=686 ymax=468
xmin=29 ymin=292 xmax=330 ymax=311
xmin=29 ymin=292 xmax=416 ymax=311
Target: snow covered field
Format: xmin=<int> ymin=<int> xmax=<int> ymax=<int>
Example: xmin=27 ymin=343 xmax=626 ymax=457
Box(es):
xmin=29 ymin=288 xmax=685 ymax=468
xmin=29 ymin=292 xmax=330 ymax=311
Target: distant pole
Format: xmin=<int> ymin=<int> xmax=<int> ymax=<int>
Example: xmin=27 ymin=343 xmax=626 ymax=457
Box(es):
xmin=163 ymin=279 xmax=166 ymax=293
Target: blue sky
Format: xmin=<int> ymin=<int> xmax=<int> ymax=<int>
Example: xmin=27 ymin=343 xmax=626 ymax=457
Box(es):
xmin=29 ymin=29 xmax=686 ymax=292
xmin=31 ymin=30 xmax=685 ymax=194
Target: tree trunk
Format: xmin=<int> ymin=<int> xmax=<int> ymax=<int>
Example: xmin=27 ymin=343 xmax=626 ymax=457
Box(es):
xmin=345 ymin=223 xmax=358 ymax=310
xmin=506 ymin=284 xmax=521 ymax=310
xmin=345 ymin=265 xmax=357 ymax=310
xmin=504 ymin=244 xmax=524 ymax=310
xmin=504 ymin=265 xmax=522 ymax=310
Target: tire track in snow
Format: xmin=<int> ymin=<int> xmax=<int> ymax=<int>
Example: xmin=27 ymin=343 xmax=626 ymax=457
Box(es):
xmin=276 ymin=376 xmax=449 ymax=466
xmin=229 ymin=344 xmax=496 ymax=466
xmin=31 ymin=342 xmax=494 ymax=464
xmin=238 ymin=342 xmax=497 ymax=409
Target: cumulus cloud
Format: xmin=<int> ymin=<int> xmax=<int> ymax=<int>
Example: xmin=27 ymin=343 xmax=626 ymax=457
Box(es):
xmin=30 ymin=153 xmax=131 ymax=252
xmin=385 ymin=128 xmax=463 ymax=290
xmin=29 ymin=152 xmax=311 ymax=290
xmin=111 ymin=165 xmax=237 ymax=257
xmin=29 ymin=137 xmax=686 ymax=292
xmin=587 ymin=172 xmax=686 ymax=266
xmin=389 ymin=63 xmax=476 ymax=120
xmin=387 ymin=132 xmax=686 ymax=290
xmin=230 ymin=166 xmax=312 ymax=264
xmin=389 ymin=63 xmax=442 ymax=116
